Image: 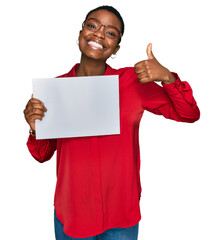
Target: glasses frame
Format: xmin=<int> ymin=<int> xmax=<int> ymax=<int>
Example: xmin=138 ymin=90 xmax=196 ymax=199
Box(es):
xmin=82 ymin=18 xmax=122 ymax=40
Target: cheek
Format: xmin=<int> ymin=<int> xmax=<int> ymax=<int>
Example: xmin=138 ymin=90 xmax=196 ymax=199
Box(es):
xmin=110 ymin=40 xmax=119 ymax=52
xmin=78 ymin=33 xmax=88 ymax=51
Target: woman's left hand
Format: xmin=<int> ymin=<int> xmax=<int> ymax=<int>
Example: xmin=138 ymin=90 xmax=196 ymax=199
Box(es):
xmin=134 ymin=43 xmax=176 ymax=85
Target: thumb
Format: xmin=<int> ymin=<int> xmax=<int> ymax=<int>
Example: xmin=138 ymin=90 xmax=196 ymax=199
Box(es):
xmin=31 ymin=94 xmax=34 ymax=98
xmin=146 ymin=43 xmax=155 ymax=59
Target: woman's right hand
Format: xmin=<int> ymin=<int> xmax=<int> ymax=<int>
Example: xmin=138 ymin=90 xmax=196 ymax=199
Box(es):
xmin=23 ymin=95 xmax=47 ymax=131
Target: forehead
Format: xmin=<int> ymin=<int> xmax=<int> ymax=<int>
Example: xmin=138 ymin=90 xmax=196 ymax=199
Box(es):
xmin=87 ymin=9 xmax=121 ymax=30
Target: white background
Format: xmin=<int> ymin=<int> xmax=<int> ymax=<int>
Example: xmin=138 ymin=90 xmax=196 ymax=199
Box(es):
xmin=0 ymin=0 xmax=222 ymax=239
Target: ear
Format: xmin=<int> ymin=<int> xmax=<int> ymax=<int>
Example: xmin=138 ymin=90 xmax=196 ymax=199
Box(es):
xmin=113 ymin=44 xmax=120 ymax=55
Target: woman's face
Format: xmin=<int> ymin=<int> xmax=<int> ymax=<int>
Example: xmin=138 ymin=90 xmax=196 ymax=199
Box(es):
xmin=78 ymin=9 xmax=121 ymax=62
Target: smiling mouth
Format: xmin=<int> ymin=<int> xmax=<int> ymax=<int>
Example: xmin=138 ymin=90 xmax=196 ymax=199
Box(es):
xmin=88 ymin=41 xmax=104 ymax=50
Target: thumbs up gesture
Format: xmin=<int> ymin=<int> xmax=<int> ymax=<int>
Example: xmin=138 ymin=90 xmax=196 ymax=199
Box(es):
xmin=134 ymin=43 xmax=176 ymax=84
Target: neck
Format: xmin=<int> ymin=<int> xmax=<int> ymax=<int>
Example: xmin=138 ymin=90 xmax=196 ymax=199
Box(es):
xmin=76 ymin=55 xmax=107 ymax=76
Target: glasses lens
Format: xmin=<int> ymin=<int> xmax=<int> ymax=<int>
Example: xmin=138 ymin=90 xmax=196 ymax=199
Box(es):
xmin=84 ymin=19 xmax=99 ymax=31
xmin=105 ymin=26 xmax=119 ymax=39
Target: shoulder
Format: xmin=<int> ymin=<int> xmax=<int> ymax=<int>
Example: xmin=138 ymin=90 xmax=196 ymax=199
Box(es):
xmin=56 ymin=63 xmax=79 ymax=78
xmin=106 ymin=65 xmax=138 ymax=86
xmin=108 ymin=65 xmax=136 ymax=77
xmin=111 ymin=66 xmax=139 ymax=89
xmin=108 ymin=65 xmax=160 ymax=90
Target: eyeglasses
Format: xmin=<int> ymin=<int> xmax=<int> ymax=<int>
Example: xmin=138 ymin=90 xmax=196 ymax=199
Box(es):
xmin=82 ymin=18 xmax=122 ymax=40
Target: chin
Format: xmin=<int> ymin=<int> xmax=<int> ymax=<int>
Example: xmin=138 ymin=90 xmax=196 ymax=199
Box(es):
xmin=83 ymin=51 xmax=108 ymax=62
xmin=79 ymin=44 xmax=109 ymax=61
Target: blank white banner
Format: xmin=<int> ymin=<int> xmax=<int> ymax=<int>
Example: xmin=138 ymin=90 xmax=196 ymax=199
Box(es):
xmin=33 ymin=75 xmax=120 ymax=139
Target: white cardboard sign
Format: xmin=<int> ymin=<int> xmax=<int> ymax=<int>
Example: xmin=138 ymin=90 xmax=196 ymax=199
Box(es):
xmin=32 ymin=75 xmax=120 ymax=139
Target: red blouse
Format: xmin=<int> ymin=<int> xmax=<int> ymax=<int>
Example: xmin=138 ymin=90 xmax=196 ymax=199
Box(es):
xmin=27 ymin=63 xmax=200 ymax=238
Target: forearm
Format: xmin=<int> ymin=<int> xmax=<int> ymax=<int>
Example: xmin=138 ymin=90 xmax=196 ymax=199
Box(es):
xmin=161 ymin=73 xmax=200 ymax=122
xmin=162 ymin=72 xmax=177 ymax=85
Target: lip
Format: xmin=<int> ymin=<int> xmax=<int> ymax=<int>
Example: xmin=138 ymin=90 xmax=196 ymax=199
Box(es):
xmin=87 ymin=39 xmax=106 ymax=50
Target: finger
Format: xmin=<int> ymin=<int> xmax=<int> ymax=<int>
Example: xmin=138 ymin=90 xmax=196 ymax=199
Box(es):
xmin=138 ymin=76 xmax=153 ymax=84
xmin=27 ymin=97 xmax=44 ymax=105
xmin=25 ymin=114 xmax=45 ymax=124
xmin=135 ymin=64 xmax=150 ymax=74
xmin=25 ymin=102 xmax=47 ymax=114
xmin=25 ymin=113 xmax=45 ymax=125
xmin=25 ymin=98 xmax=46 ymax=110
xmin=24 ymin=103 xmax=47 ymax=115
xmin=146 ymin=43 xmax=155 ymax=59
xmin=134 ymin=60 xmax=148 ymax=69
xmin=25 ymin=108 xmax=45 ymax=120
xmin=29 ymin=98 xmax=44 ymax=104
xmin=25 ymin=107 xmax=46 ymax=117
xmin=137 ymin=72 xmax=150 ymax=80
xmin=24 ymin=106 xmax=47 ymax=118
xmin=26 ymin=114 xmax=44 ymax=123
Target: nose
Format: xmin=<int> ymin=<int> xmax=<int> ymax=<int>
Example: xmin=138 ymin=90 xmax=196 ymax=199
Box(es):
xmin=94 ymin=25 xmax=105 ymax=39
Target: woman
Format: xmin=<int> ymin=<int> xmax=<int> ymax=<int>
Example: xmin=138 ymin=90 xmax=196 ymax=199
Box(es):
xmin=24 ymin=5 xmax=200 ymax=240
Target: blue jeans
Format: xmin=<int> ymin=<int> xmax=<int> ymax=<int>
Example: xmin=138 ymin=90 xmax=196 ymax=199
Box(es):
xmin=54 ymin=210 xmax=139 ymax=240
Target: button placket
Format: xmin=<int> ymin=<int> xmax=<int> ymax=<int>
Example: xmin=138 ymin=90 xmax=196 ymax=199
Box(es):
xmin=91 ymin=136 xmax=104 ymax=231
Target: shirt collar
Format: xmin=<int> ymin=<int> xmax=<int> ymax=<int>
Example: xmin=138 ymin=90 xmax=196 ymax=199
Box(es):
xmin=67 ymin=63 xmax=115 ymax=77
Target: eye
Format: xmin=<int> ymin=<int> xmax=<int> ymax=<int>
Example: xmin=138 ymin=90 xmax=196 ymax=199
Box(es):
xmin=105 ymin=26 xmax=119 ymax=39
xmin=87 ymin=23 xmax=97 ymax=29
xmin=107 ymin=31 xmax=116 ymax=37
xmin=106 ymin=29 xmax=118 ymax=39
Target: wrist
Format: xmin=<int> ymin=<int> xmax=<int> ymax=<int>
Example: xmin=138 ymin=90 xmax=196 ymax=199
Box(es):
xmin=162 ymin=72 xmax=177 ymax=85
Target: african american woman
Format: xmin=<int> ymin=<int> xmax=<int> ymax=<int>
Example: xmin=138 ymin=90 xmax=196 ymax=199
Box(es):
xmin=24 ymin=5 xmax=200 ymax=240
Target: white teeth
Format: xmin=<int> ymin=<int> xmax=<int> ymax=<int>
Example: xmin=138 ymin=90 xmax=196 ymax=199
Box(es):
xmin=88 ymin=41 xmax=103 ymax=49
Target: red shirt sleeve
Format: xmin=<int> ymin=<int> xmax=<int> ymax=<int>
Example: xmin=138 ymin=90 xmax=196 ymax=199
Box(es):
xmin=27 ymin=135 xmax=57 ymax=163
xmin=138 ymin=72 xmax=200 ymax=123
